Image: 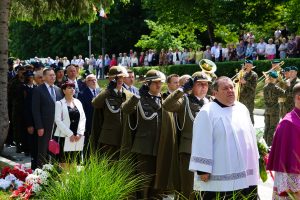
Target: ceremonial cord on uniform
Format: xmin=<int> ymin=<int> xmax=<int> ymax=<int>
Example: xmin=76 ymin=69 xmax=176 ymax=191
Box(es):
xmin=105 ymin=98 xmax=120 ymax=113
xmin=185 ymin=95 xmax=196 ymax=122
xmin=175 ymin=97 xmax=187 ymax=131
xmin=105 ymin=98 xmax=122 ymax=123
xmin=137 ymin=101 xmax=158 ymax=120
xmin=128 ymin=106 xmax=139 ymax=131
xmin=127 ymin=101 xmax=159 ymax=131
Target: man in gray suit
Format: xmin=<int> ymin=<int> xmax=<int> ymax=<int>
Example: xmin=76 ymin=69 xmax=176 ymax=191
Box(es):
xmin=32 ymin=68 xmax=63 ymax=167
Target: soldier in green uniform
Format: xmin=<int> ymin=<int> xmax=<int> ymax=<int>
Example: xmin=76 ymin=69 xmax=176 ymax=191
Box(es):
xmin=90 ymin=66 xmax=133 ymax=158
xmin=285 ymin=66 xmax=300 ymax=113
xmin=163 ymin=71 xmax=211 ymax=199
xmin=9 ymin=65 xmax=26 ymax=152
xmin=277 ymin=67 xmax=290 ymax=118
xmin=121 ymin=70 xmax=176 ymax=199
xmin=263 ymin=71 xmax=285 ymax=146
xmin=239 ymin=60 xmax=258 ymax=124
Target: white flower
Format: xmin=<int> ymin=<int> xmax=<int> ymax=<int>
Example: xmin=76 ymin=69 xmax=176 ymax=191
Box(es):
xmin=25 ymin=174 xmax=40 ymax=185
xmin=5 ymin=174 xmax=17 ymax=182
xmin=38 ymin=171 xmax=50 ymax=185
xmin=0 ymin=178 xmax=11 ymax=190
xmin=31 ymin=183 xmax=42 ymax=193
xmin=42 ymin=164 xmax=54 ymax=171
xmin=14 ymin=179 xmax=24 ymax=188
xmin=33 ymin=168 xmax=44 ymax=176
xmin=33 ymin=169 xmax=49 ymax=185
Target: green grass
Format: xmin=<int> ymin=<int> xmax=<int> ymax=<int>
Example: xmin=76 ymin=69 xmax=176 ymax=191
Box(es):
xmin=39 ymin=154 xmax=146 ymax=200
xmin=0 ymin=191 xmax=10 ymax=200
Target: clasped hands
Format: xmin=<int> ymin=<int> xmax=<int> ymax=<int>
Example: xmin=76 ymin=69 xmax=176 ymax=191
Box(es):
xmin=70 ymin=134 xmax=81 ymax=142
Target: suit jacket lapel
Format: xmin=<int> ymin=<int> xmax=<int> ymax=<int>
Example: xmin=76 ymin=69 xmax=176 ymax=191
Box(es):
xmin=42 ymin=84 xmax=54 ymax=103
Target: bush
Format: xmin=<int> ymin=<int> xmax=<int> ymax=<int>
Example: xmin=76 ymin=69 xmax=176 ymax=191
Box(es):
xmin=39 ymin=155 xmax=146 ymax=200
xmin=132 ymin=58 xmax=300 ymax=78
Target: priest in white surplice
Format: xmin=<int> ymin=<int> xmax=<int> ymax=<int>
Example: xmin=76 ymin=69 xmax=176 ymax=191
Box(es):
xmin=189 ymin=76 xmax=259 ymax=200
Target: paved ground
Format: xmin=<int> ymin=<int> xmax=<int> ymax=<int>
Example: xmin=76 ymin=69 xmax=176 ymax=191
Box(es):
xmin=0 ymin=111 xmax=273 ymax=199
xmin=254 ymin=114 xmax=273 ymax=200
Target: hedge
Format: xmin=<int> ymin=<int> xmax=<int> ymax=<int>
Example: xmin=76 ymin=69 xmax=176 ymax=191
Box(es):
xmin=132 ymin=58 xmax=300 ymax=78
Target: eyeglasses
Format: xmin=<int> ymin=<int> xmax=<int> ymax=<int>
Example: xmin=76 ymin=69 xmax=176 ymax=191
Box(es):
xmin=87 ymin=79 xmax=97 ymax=82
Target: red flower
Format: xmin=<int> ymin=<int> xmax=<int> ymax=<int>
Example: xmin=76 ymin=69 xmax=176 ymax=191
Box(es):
xmin=10 ymin=184 xmax=33 ymax=200
xmin=1 ymin=166 xmax=11 ymax=178
xmin=263 ymin=154 xmax=269 ymax=165
xmin=10 ymin=168 xmax=28 ymax=182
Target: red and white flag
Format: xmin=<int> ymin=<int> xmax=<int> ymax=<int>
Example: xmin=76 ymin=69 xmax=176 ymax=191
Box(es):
xmin=99 ymin=7 xmax=107 ymax=18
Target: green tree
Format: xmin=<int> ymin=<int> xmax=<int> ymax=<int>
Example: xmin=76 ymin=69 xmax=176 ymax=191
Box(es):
xmin=0 ymin=0 xmax=126 ymax=149
xmin=9 ymin=0 xmax=150 ymax=59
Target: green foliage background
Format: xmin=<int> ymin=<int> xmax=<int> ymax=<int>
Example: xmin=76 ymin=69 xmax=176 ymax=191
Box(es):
xmin=8 ymin=0 xmax=300 ymax=59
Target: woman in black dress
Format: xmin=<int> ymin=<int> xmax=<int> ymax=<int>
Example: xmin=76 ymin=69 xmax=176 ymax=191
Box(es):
xmin=53 ymin=81 xmax=86 ymax=164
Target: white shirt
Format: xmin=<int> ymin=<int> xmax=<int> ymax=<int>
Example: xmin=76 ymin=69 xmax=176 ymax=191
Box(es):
xmin=76 ymin=59 xmax=84 ymax=67
xmin=211 ymin=46 xmax=219 ymax=58
xmin=189 ymin=101 xmax=259 ymax=192
xmin=256 ymin=42 xmax=266 ymax=55
xmin=265 ymin=44 xmax=276 ymax=55
xmin=147 ymin=53 xmax=153 ymax=62
xmin=96 ymin=59 xmax=103 ymax=68
xmin=71 ymin=59 xmax=77 ymax=65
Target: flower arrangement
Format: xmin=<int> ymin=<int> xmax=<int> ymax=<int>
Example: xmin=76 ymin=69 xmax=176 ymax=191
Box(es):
xmin=256 ymin=129 xmax=269 ymax=182
xmin=0 ymin=164 xmax=55 ymax=200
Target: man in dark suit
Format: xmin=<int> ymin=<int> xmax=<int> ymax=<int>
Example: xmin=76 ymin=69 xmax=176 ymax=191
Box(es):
xmin=78 ymin=74 xmax=100 ymax=157
xmin=32 ymin=68 xmax=63 ymax=167
xmin=66 ymin=64 xmax=86 ymax=97
xmin=123 ymin=69 xmax=139 ymax=95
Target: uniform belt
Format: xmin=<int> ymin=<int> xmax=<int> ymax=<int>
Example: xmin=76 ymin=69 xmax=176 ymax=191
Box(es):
xmin=278 ymin=97 xmax=286 ymax=103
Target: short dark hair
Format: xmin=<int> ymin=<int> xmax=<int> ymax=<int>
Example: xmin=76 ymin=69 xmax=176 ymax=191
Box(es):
xmin=43 ymin=68 xmax=54 ymax=76
xmin=127 ymin=69 xmax=134 ymax=74
xmin=166 ymin=74 xmax=179 ymax=83
xmin=212 ymin=76 xmax=231 ymax=91
xmin=293 ymin=83 xmax=300 ymax=98
xmin=61 ymin=81 xmax=75 ymax=90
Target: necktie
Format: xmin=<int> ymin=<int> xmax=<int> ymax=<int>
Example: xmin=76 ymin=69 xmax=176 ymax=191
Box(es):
xmin=93 ymin=89 xmax=96 ymax=97
xmin=129 ymin=87 xmax=133 ymax=93
xmin=50 ymin=85 xmax=56 ymax=102
xmin=117 ymin=91 xmax=122 ymax=97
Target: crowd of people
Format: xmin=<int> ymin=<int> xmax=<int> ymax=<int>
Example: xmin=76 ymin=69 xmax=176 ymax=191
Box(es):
xmin=5 ymin=45 xmax=300 ymax=200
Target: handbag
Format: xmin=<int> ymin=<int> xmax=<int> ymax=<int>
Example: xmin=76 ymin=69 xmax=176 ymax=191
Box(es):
xmin=48 ymin=101 xmax=63 ymax=155
xmin=48 ymin=139 xmax=60 ymax=155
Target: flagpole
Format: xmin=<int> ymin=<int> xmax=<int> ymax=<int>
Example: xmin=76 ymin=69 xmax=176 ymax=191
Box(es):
xmin=101 ymin=18 xmax=105 ymax=78
xmin=88 ymin=23 xmax=92 ymax=58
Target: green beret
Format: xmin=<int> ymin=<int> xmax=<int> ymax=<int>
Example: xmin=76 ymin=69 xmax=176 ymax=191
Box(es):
xmin=268 ymin=71 xmax=278 ymax=79
xmin=290 ymin=66 xmax=298 ymax=71
xmin=244 ymin=60 xmax=253 ymax=64
xmin=283 ymin=67 xmax=291 ymax=72
xmin=272 ymin=59 xmax=281 ymax=64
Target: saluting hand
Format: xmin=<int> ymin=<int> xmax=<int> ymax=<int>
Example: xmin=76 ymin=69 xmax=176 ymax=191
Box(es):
xmin=37 ymin=129 xmax=44 ymax=137
xmin=181 ymin=78 xmax=194 ymax=92
xmin=107 ymin=76 xmax=118 ymax=90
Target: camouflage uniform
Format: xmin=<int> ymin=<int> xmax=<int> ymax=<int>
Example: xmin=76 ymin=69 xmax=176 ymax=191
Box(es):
xmin=263 ymin=83 xmax=285 ymax=146
xmin=239 ymin=70 xmax=258 ymax=124
xmin=285 ymin=77 xmax=300 ymax=113
xmin=276 ymin=79 xmax=289 ymax=118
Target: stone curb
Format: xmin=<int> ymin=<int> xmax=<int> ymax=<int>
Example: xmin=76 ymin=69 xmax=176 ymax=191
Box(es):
xmin=254 ymin=108 xmax=265 ymax=116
